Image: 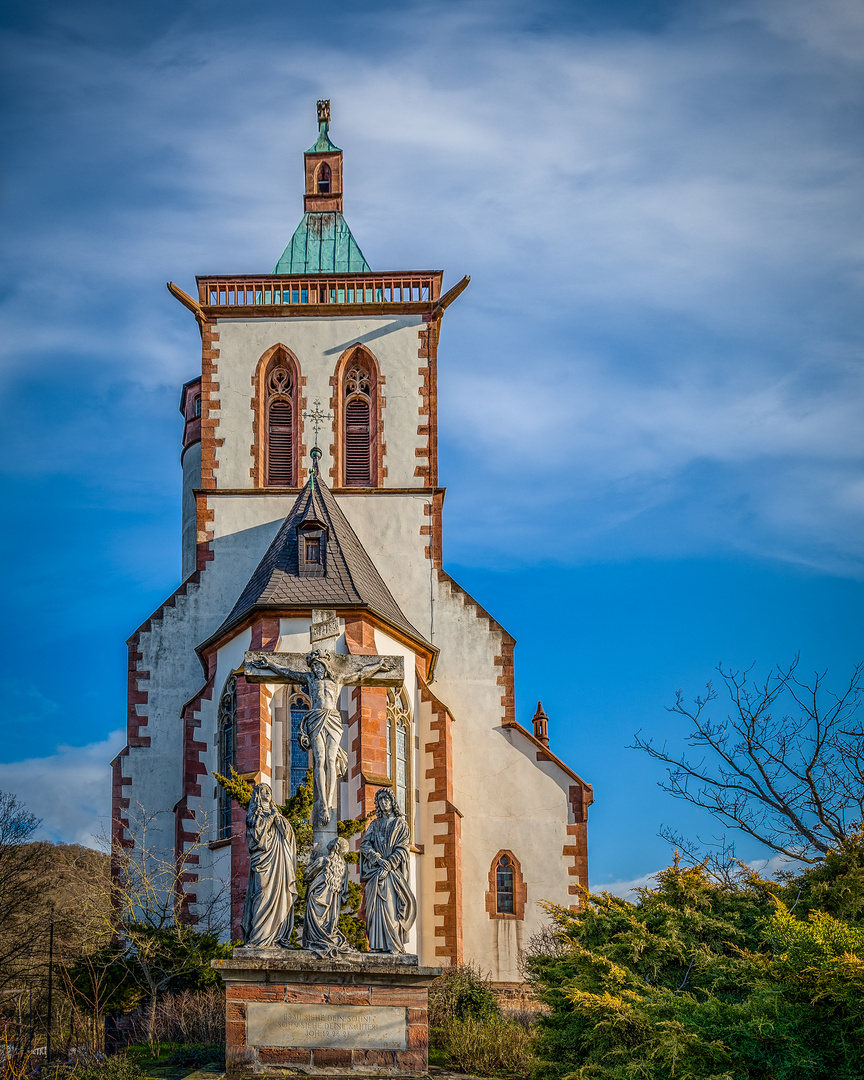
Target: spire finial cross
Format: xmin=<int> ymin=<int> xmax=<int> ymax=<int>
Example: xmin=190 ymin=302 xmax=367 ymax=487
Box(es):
xmin=317 ymin=100 xmax=330 ymax=127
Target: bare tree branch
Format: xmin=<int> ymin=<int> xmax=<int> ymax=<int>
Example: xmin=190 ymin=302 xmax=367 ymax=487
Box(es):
xmin=632 ymin=659 xmax=864 ymax=863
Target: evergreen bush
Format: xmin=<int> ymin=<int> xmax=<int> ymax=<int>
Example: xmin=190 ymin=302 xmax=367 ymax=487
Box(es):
xmin=526 ymin=843 xmax=864 ymax=1080
xmin=427 ymin=963 xmax=499 ymax=1033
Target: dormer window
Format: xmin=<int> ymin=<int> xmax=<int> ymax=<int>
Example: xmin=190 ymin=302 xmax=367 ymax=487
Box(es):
xmin=194 ymin=395 xmax=201 ymax=417
xmin=317 ymin=163 xmax=331 ymax=195
xmin=298 ymin=522 xmax=326 ymax=577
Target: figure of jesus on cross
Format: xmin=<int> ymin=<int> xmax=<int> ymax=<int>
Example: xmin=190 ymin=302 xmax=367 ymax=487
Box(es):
xmin=245 ymin=647 xmax=404 ymax=830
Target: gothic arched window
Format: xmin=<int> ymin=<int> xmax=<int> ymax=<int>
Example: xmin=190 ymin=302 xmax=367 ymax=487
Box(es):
xmin=288 ymin=691 xmax=311 ymax=796
xmin=486 ymin=849 xmax=527 ymax=920
xmin=317 ymin=162 xmax=331 ymax=195
xmin=266 ymin=364 xmax=296 ymax=487
xmin=344 ymin=365 xmax=373 ymax=486
xmin=386 ymin=688 xmax=411 ymax=824
xmin=217 ymin=675 xmax=237 ymax=840
xmin=496 ymin=855 xmax=514 ymax=914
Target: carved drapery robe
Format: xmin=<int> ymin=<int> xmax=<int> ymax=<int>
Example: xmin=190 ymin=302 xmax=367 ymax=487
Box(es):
xmin=360 ymin=813 xmax=416 ymax=953
xmin=302 ymin=844 xmax=351 ymax=957
xmin=302 ymin=707 xmax=349 ymax=780
xmin=241 ymin=795 xmax=298 ymax=948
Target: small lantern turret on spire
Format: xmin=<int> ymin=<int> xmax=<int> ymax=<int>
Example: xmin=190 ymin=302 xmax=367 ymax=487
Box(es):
xmin=532 ymin=702 xmax=550 ymax=746
xmin=304 ymin=99 xmax=343 ymax=213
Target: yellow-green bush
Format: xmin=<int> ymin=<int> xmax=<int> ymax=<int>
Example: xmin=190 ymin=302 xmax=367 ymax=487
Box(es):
xmin=445 ymin=1015 xmax=535 ymax=1077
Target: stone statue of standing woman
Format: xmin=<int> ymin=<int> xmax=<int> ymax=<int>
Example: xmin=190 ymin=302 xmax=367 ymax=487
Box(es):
xmin=241 ymin=783 xmax=297 ymax=948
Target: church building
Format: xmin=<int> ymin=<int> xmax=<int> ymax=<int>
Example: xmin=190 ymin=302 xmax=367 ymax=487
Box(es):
xmin=112 ymin=102 xmax=592 ymax=984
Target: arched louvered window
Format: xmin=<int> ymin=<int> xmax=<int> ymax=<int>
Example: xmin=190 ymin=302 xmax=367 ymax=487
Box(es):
xmin=344 ymin=365 xmax=372 ymax=486
xmin=317 ymin=162 xmax=331 ymax=195
xmin=217 ymin=675 xmax=237 ymax=840
xmin=266 ymin=364 xmax=295 ymax=486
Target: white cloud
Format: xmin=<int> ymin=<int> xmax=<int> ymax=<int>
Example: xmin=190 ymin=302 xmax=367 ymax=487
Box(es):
xmin=1 ymin=0 xmax=862 ymax=572
xmin=592 ymin=869 xmax=661 ymax=900
xmin=0 ymin=731 xmax=126 ymax=849
xmin=593 ymin=853 xmax=802 ymax=901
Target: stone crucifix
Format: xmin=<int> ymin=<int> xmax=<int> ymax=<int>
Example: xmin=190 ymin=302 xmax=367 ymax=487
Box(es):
xmin=244 ymin=640 xmax=403 ymax=838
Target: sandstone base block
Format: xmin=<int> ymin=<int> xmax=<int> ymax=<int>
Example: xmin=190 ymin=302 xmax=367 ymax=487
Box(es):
xmin=213 ymin=950 xmax=442 ymax=1076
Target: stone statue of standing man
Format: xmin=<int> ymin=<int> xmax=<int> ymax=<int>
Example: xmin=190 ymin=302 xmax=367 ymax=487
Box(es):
xmin=250 ymin=649 xmax=397 ymax=827
xmin=360 ymin=788 xmax=416 ymax=953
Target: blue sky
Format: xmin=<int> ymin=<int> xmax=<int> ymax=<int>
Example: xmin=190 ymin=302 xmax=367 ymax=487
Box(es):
xmin=1 ymin=0 xmax=862 ymax=892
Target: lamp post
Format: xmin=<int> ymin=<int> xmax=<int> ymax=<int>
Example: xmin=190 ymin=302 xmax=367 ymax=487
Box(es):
xmin=45 ymin=908 xmax=54 ymax=1062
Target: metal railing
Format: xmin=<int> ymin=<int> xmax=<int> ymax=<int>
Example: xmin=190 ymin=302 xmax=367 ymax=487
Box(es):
xmin=197 ymin=273 xmax=441 ymax=308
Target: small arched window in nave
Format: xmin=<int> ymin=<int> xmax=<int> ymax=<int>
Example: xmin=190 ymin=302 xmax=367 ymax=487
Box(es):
xmin=386 ymin=688 xmax=411 ymax=823
xmin=217 ymin=675 xmax=237 ymax=840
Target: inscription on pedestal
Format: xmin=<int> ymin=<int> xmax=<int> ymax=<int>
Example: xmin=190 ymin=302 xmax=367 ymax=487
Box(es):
xmin=246 ymin=1003 xmax=407 ymax=1050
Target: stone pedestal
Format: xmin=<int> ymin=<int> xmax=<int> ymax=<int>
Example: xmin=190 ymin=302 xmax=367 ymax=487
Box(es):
xmin=212 ymin=950 xmax=442 ymax=1076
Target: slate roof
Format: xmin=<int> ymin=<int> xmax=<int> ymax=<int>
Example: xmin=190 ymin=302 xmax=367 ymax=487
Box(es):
xmin=274 ymin=212 xmax=371 ymax=275
xmin=204 ymin=471 xmax=430 ymax=651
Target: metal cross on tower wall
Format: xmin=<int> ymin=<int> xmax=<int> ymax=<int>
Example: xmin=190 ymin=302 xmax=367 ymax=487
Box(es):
xmin=303 ymin=400 xmax=334 ymax=449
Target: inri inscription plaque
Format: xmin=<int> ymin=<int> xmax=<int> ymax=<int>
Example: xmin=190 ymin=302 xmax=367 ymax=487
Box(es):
xmin=246 ymin=1003 xmax=407 ymax=1050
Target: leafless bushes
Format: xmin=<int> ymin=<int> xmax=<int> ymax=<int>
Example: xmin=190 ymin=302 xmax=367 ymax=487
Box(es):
xmin=147 ymin=987 xmax=225 ymax=1046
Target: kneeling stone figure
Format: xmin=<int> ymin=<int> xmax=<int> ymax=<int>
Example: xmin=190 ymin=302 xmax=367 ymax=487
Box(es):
xmin=303 ymin=836 xmax=353 ymax=958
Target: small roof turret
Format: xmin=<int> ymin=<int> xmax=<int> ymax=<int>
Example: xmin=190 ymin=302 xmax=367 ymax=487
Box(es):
xmin=532 ymin=701 xmax=550 ymax=746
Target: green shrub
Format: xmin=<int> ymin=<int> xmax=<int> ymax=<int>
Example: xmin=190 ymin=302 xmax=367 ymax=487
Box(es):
xmin=526 ymin=851 xmax=864 ymax=1080
xmin=67 ymin=1054 xmax=146 ymax=1080
xmin=166 ymin=1042 xmax=225 ymax=1067
xmin=446 ymin=1015 xmax=535 ymax=1077
xmin=428 ymin=963 xmax=499 ymax=1034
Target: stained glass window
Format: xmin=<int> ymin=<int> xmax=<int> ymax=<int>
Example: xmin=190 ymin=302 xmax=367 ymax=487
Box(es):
xmin=496 ymin=855 xmax=514 ymax=914
xmin=289 ymin=693 xmax=311 ymax=796
xmin=217 ymin=676 xmax=236 ymax=840
xmin=386 ymin=688 xmax=411 ymax=822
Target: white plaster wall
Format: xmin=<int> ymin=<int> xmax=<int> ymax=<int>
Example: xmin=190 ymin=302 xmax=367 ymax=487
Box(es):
xmin=415 ymin=696 xmax=439 ymax=969
xmin=411 ymin=573 xmax=578 ymax=981
xmin=457 ymin=726 xmax=575 ymax=981
xmin=335 ymin=494 xmax=432 ymax=640
xmin=213 ymin=316 xmax=427 ymax=489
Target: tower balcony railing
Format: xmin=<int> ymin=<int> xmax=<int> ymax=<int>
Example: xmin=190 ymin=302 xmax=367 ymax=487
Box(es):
xmin=197 ymin=272 xmax=442 ymax=309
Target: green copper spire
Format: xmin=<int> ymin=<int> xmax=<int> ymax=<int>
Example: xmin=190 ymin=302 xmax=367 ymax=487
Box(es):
xmin=274 ymin=213 xmax=370 ymax=274
xmin=275 ymin=100 xmax=371 ymax=274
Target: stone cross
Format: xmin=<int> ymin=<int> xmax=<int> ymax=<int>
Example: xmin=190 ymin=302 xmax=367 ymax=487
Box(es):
xmin=244 ymin=640 xmax=403 ymax=844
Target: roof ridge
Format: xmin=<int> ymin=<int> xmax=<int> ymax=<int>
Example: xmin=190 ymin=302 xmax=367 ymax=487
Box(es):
xmin=315 ymin=480 xmax=364 ymax=601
